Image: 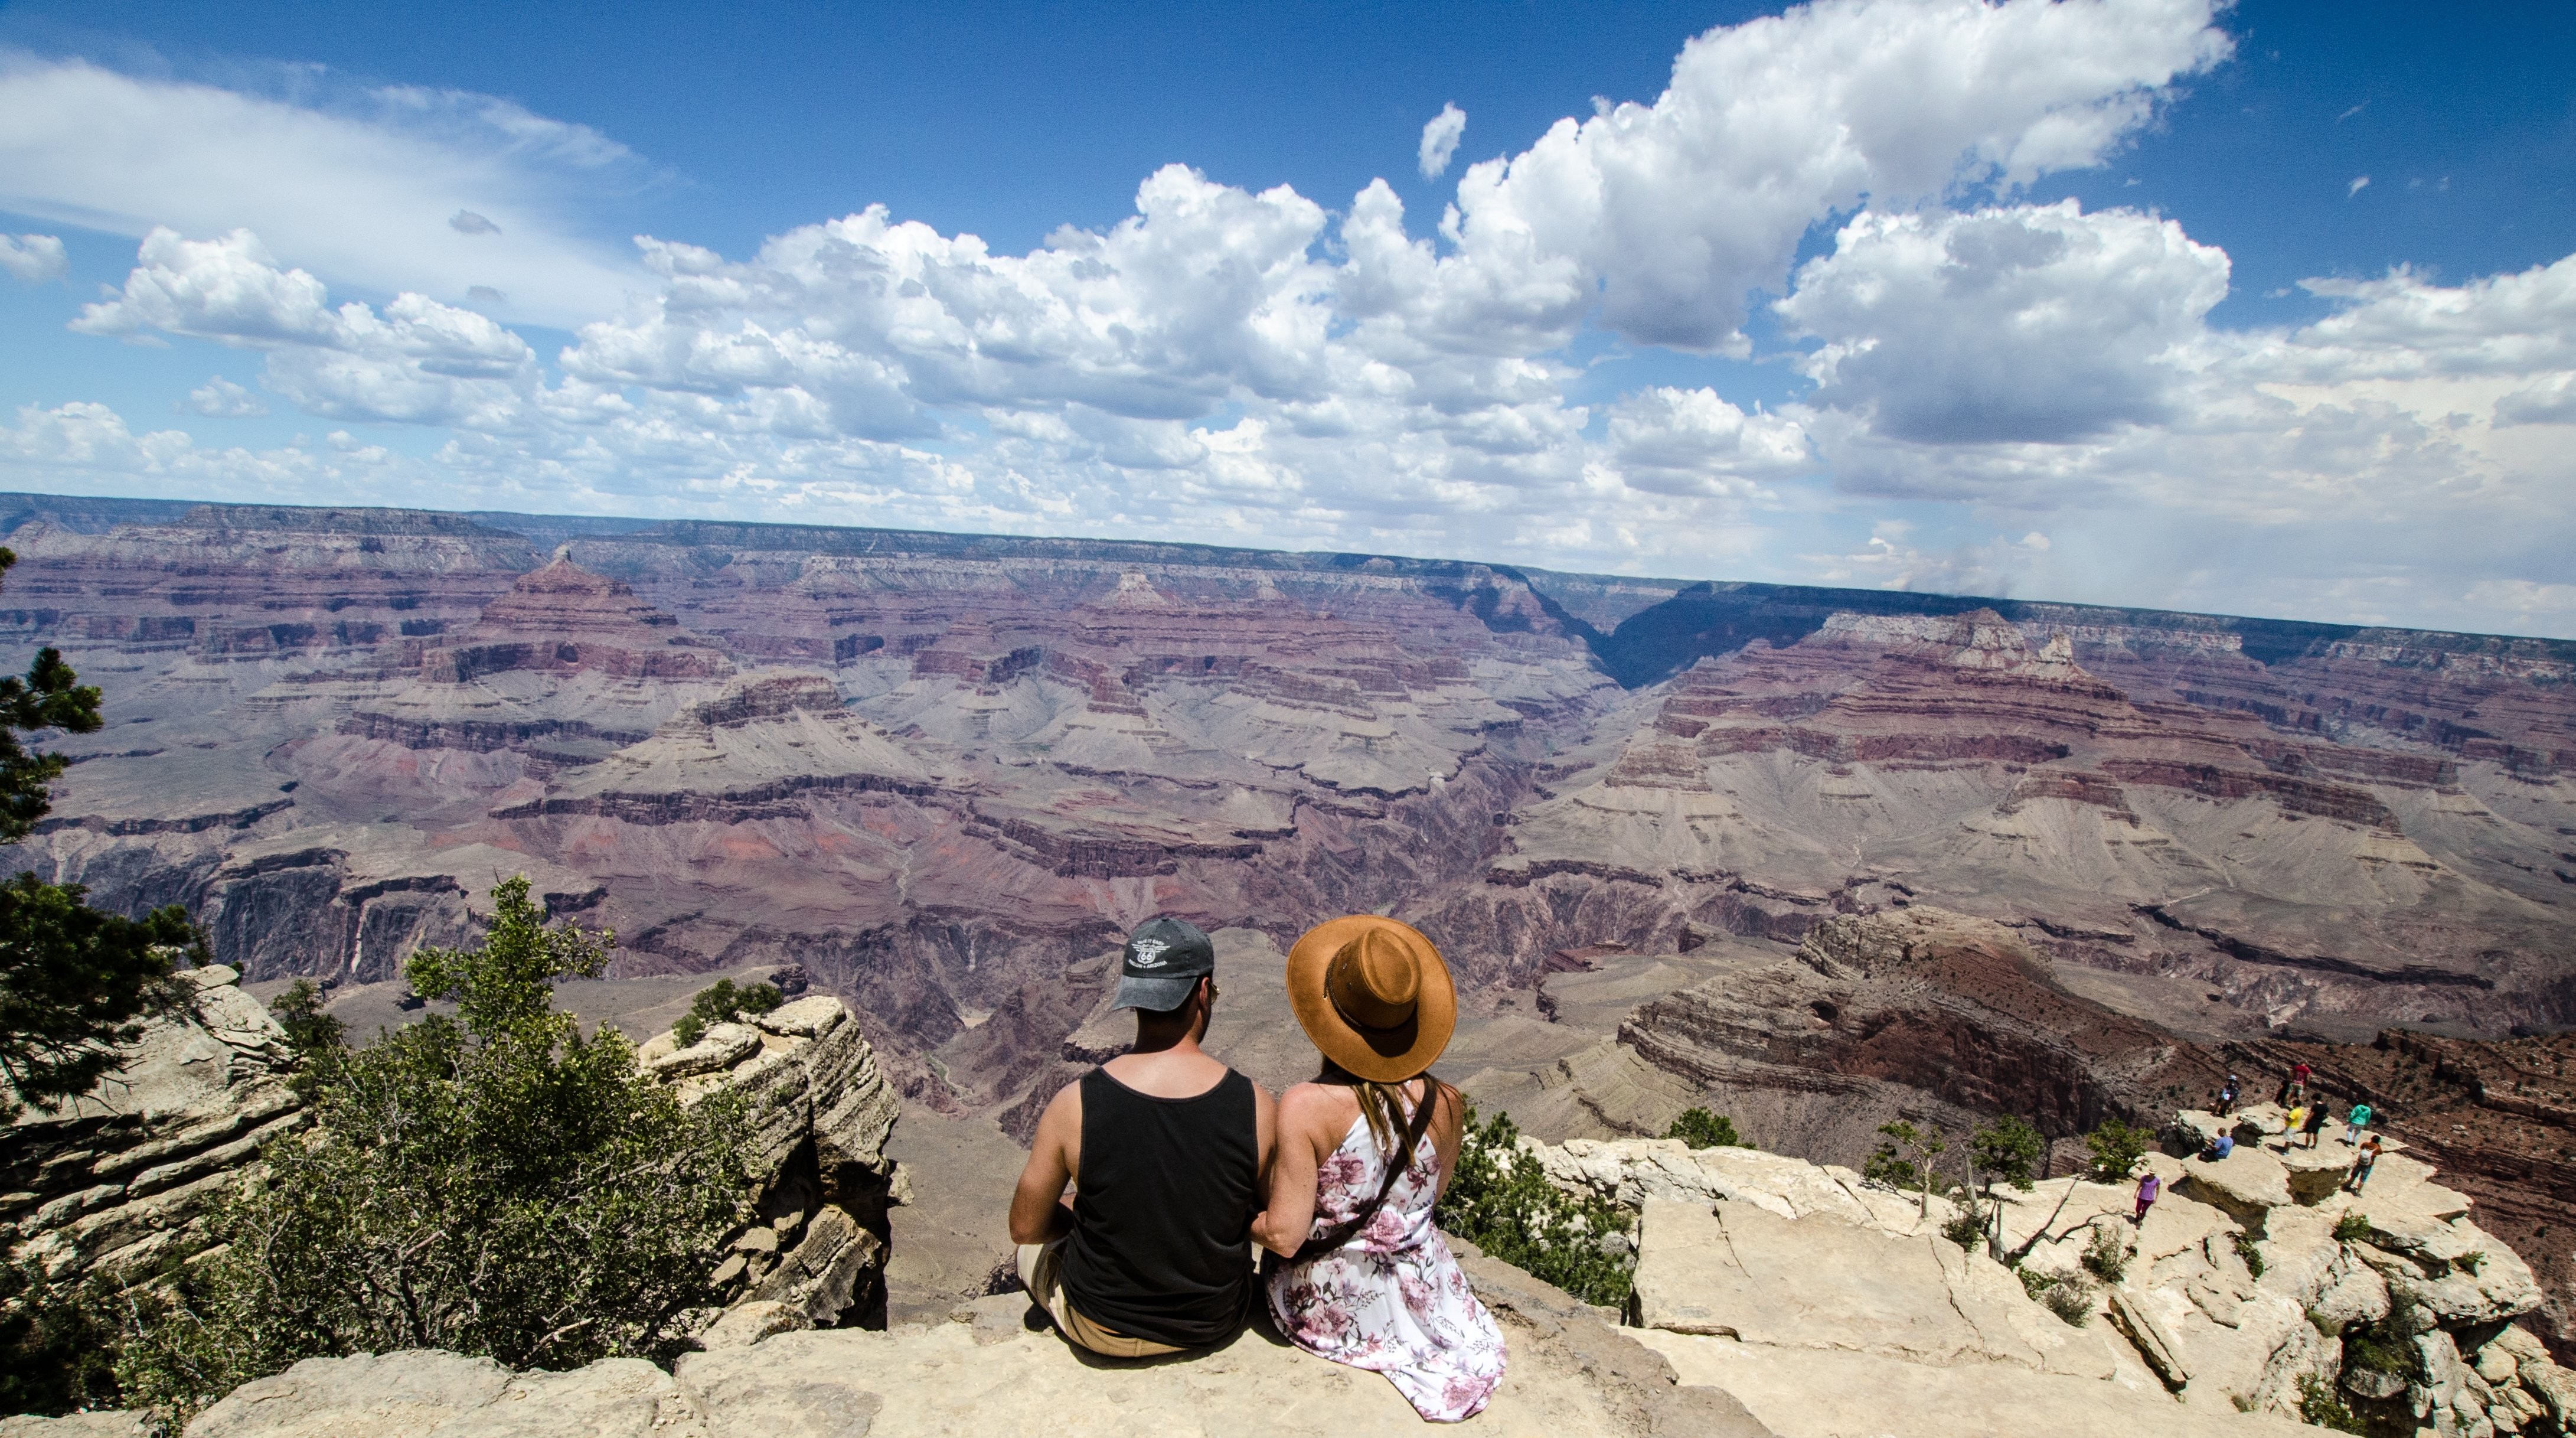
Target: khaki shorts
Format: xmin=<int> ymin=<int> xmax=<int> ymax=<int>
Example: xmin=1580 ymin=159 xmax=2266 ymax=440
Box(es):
xmin=1017 ymin=1240 xmax=1183 ymax=1359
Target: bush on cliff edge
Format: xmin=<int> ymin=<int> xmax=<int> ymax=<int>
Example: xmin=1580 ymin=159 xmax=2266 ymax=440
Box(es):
xmin=1435 ymin=1109 xmax=1635 ymax=1309
xmin=115 ymin=877 xmax=752 ymax=1424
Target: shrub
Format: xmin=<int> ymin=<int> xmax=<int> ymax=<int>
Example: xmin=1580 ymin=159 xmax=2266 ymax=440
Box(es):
xmin=2081 ymin=1224 xmax=2130 ymax=1283
xmin=1664 ymin=1107 xmax=1745 ymax=1150
xmin=2232 ymin=1230 xmax=2266 ymax=1280
xmin=1941 ymin=1211 xmax=1989 ymax=1252
xmin=2018 ymin=1269 xmax=2096 ymax=1326
xmin=671 ymin=977 xmax=785 ymax=1049
xmin=0 ymin=1254 xmax=121 ymax=1416
xmin=267 ymin=978 xmax=345 ymax=1098
xmin=2299 ymin=1375 xmax=2367 ymax=1433
xmin=2333 ymin=1211 xmax=2373 ymax=1244
xmin=2343 ymin=1320 xmax=2413 ymax=1377
xmin=113 ymin=878 xmax=752 ymax=1426
xmin=2083 ymin=1119 xmax=2151 ymax=1182
xmin=1434 ymin=1109 xmax=1635 ymax=1309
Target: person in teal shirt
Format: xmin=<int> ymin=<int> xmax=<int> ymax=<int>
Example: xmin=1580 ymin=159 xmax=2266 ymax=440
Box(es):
xmin=2344 ymin=1101 xmax=2373 ymax=1146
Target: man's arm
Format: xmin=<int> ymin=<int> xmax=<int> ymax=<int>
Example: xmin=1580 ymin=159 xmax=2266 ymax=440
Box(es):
xmin=1252 ymin=1084 xmax=1325 ymax=1257
xmin=1008 ymin=1083 xmax=1082 ymax=1245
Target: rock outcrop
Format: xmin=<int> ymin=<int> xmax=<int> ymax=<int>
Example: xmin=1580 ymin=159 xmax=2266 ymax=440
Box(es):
xmin=1564 ymin=907 xmax=2226 ymax=1165
xmin=636 ymin=996 xmax=903 ymax=1328
xmin=2 ymin=966 xmax=303 ymax=1285
xmin=1529 ymin=1116 xmax=2571 ymax=1436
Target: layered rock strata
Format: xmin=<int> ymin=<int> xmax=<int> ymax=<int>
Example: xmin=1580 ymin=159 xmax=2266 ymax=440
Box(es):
xmin=635 ymin=995 xmax=903 ymax=1328
xmin=1599 ymin=906 xmax=2225 ymax=1164
xmin=2 ymin=966 xmax=303 ymax=1285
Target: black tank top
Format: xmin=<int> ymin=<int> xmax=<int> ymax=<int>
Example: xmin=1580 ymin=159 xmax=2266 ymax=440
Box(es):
xmin=1058 ymin=1066 xmax=1258 ymax=1348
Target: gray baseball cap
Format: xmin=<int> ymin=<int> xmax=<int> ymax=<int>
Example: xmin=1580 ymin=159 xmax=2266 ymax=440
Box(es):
xmin=1110 ymin=917 xmax=1216 ymax=1012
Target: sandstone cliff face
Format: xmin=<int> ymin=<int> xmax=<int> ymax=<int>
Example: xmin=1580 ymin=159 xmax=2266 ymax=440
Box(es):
xmin=2 ymin=966 xmax=303 ymax=1286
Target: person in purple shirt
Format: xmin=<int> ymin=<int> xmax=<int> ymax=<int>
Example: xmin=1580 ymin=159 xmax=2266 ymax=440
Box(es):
xmin=2134 ymin=1171 xmax=2160 ymax=1224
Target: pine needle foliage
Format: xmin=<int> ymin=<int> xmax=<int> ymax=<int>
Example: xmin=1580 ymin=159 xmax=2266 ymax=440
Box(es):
xmin=1434 ymin=1109 xmax=1635 ymax=1309
xmin=114 ymin=878 xmax=752 ymax=1425
xmin=2083 ymin=1119 xmax=2153 ymax=1182
xmin=0 ymin=1253 xmax=121 ymax=1416
xmin=1663 ymin=1107 xmax=1746 ymax=1150
xmin=670 ymin=977 xmax=783 ymax=1049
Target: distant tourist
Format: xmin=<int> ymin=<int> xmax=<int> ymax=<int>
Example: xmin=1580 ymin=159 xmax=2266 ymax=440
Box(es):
xmin=1008 ymin=918 xmax=1278 ymax=1357
xmin=2282 ymin=1104 xmax=2307 ymax=1146
xmin=2345 ymin=1135 xmax=2382 ymax=1191
xmin=2344 ymin=1100 xmax=2373 ymax=1146
xmin=2134 ymin=1170 xmax=2160 ymax=1224
xmin=1258 ymin=915 xmax=1506 ymax=1423
xmin=2290 ymin=1060 xmax=2312 ymax=1103
xmin=2200 ymin=1130 xmax=2235 ymax=1162
xmin=2216 ymin=1074 xmax=2241 ymax=1115
xmin=2302 ymin=1102 xmax=2331 ymax=1149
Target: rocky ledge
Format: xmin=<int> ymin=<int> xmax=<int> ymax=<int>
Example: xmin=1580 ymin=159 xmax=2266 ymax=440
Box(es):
xmin=6 ymin=1254 xmax=1767 ymax=1438
xmin=1536 ymin=1113 xmax=2568 ymax=1437
xmin=3 ymin=966 xmax=303 ymax=1287
xmin=635 ymin=997 xmax=903 ymax=1326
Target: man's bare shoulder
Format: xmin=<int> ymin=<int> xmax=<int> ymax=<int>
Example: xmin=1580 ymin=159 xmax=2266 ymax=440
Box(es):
xmin=1034 ymin=1074 xmax=1086 ymax=1133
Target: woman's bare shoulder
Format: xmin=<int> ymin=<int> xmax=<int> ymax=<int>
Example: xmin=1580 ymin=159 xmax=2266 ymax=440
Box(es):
xmin=1279 ymin=1081 xmax=1357 ymax=1130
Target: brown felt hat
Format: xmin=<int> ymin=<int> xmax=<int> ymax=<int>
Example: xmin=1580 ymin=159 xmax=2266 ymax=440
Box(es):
xmin=1285 ymin=915 xmax=1457 ymax=1083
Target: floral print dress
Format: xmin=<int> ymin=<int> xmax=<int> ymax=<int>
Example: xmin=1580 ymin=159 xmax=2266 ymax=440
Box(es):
xmin=1265 ymin=1106 xmax=1508 ymax=1422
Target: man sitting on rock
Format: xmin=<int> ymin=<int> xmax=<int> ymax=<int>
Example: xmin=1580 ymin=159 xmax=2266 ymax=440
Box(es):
xmin=1008 ymin=917 xmax=1279 ymax=1357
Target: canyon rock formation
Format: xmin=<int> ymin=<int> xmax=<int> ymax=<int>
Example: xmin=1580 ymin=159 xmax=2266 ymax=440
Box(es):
xmin=2 ymin=491 xmax=2573 ymax=1357
xmin=2 ymin=966 xmax=303 ymax=1288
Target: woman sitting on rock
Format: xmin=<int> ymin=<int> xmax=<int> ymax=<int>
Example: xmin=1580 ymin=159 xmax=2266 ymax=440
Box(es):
xmin=1253 ymin=916 xmax=1506 ymax=1423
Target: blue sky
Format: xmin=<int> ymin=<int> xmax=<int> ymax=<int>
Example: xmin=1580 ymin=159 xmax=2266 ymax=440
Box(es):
xmin=1 ymin=1 xmax=2572 ymax=634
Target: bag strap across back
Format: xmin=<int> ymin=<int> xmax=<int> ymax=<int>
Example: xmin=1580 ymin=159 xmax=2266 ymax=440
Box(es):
xmin=1289 ymin=1078 xmax=1439 ymax=1264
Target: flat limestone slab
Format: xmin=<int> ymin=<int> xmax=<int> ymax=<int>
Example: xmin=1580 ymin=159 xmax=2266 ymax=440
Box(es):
xmin=1635 ymin=1331 xmax=2317 ymax=1438
xmin=1631 ymin=1198 xmax=2113 ymax=1378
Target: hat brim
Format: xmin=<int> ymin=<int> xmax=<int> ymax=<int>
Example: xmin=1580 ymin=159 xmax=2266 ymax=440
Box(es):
xmin=1285 ymin=915 xmax=1457 ymax=1083
xmin=1111 ymin=973 xmax=1204 ymax=1013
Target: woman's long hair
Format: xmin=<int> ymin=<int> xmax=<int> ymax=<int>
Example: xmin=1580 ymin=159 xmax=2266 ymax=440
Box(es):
xmin=1317 ymin=1058 xmax=1447 ymax=1162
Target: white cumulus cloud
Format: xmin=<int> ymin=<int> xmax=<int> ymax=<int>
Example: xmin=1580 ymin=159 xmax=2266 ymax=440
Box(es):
xmin=1780 ymin=200 xmax=2229 ymax=444
xmin=1417 ymin=103 xmax=1465 ymax=178
xmin=0 ymin=231 xmax=66 ymax=282
xmin=1432 ymin=0 xmax=2230 ymax=353
xmin=183 ymin=377 xmax=267 ymax=418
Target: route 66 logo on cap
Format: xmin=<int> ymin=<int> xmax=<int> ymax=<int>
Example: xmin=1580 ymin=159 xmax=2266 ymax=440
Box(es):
xmin=1110 ymin=917 xmax=1215 ymax=1012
